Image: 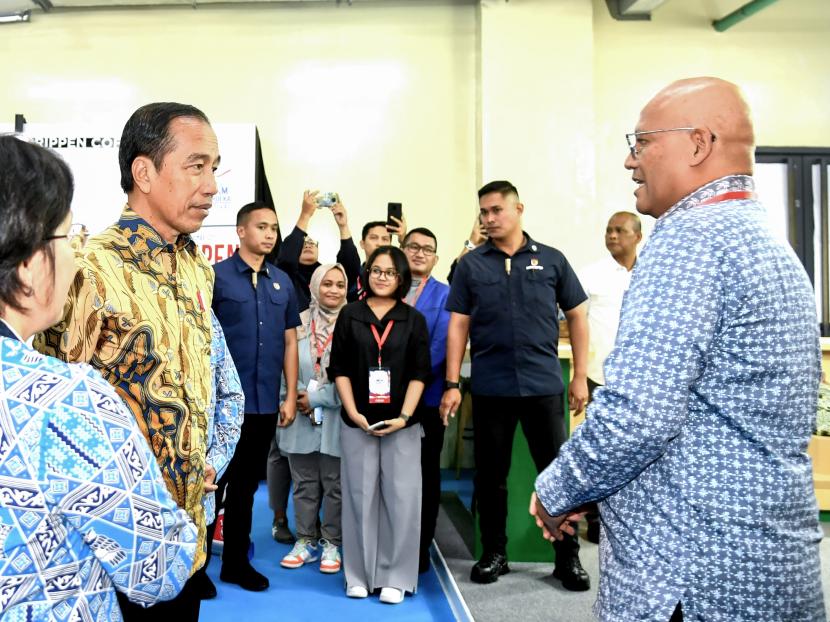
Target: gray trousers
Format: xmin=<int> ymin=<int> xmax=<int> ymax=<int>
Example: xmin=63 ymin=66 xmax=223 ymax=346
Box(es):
xmin=267 ymin=437 xmax=292 ymax=513
xmin=286 ymin=452 xmax=342 ymax=545
xmin=340 ymin=421 xmax=422 ymax=594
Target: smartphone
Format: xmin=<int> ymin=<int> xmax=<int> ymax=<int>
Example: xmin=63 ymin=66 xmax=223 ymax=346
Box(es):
xmin=367 ymin=421 xmax=389 ymax=432
xmin=386 ymin=202 xmax=403 ymax=230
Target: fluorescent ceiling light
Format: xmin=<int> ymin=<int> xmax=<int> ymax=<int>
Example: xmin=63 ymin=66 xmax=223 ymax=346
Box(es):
xmin=0 ymin=10 xmax=30 ymax=22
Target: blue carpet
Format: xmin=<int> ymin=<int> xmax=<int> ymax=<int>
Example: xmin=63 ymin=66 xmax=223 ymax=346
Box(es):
xmin=201 ymin=482 xmax=456 ymax=621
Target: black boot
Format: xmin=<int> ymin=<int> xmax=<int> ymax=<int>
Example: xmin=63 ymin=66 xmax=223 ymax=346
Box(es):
xmin=470 ymin=551 xmax=510 ymax=584
xmin=552 ymin=554 xmax=590 ymax=591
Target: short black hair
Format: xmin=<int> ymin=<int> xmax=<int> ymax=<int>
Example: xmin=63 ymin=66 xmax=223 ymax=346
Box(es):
xmin=119 ymin=102 xmax=211 ymax=193
xmin=236 ymin=201 xmax=276 ymax=227
xmin=362 ymin=221 xmax=389 ymax=241
xmin=610 ymin=211 xmax=642 ymax=233
xmin=364 ymin=245 xmax=411 ymax=301
xmin=402 ymin=227 xmax=438 ymax=251
xmin=0 ymin=135 xmax=74 ymax=313
xmin=478 ymin=180 xmax=519 ymax=200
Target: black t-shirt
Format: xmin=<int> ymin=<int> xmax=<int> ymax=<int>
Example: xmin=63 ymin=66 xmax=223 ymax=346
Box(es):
xmin=328 ymin=298 xmax=431 ymax=427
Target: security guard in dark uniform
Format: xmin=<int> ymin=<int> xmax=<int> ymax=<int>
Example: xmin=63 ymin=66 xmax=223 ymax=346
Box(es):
xmin=440 ymin=180 xmax=591 ymax=591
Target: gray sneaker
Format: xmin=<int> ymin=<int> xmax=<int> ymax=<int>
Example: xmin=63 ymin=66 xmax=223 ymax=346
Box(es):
xmin=272 ymin=516 xmax=295 ymax=544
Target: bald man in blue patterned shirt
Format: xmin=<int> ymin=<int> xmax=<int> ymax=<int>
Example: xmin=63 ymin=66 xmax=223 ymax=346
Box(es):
xmin=532 ymin=77 xmax=825 ymax=622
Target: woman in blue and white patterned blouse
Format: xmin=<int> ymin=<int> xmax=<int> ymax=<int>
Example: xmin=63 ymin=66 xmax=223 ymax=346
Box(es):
xmin=0 ymin=135 xmax=198 ymax=620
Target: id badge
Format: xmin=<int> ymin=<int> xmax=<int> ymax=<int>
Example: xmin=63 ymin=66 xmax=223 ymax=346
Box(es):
xmin=368 ymin=367 xmax=391 ymax=404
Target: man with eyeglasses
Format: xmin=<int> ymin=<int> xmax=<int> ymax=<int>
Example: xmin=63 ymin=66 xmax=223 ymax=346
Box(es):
xmin=276 ymin=190 xmax=361 ymax=312
xmin=532 ymin=77 xmax=824 ymax=622
xmin=401 ymin=227 xmax=451 ymax=572
xmin=441 ymin=180 xmax=591 ymax=591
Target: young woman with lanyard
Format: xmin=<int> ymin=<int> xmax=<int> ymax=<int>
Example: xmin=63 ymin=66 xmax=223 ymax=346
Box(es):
xmin=277 ymin=263 xmax=349 ymax=574
xmin=328 ymin=246 xmax=431 ymax=604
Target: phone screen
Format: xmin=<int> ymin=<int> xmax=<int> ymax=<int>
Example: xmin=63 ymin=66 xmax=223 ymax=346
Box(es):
xmin=387 ymin=202 xmax=403 ymax=229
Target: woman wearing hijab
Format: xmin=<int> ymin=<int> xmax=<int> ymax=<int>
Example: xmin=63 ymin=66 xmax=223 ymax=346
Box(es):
xmin=278 ymin=263 xmax=349 ymax=574
xmin=0 ymin=137 xmax=197 ymax=619
xmin=328 ymin=246 xmax=431 ymax=604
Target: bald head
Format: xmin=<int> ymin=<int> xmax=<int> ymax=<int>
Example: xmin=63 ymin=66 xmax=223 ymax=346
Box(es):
xmin=647 ymin=77 xmax=755 ymax=172
xmin=626 ymin=77 xmax=756 ymax=218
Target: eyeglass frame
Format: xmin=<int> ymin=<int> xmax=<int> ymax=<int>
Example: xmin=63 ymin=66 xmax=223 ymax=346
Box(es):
xmin=402 ymin=242 xmax=436 ymax=257
xmin=43 ymin=234 xmax=69 ymax=242
xmin=369 ymin=267 xmax=399 ymax=280
xmin=625 ymin=127 xmax=716 ymax=158
xmin=302 ymin=237 xmax=319 ymax=247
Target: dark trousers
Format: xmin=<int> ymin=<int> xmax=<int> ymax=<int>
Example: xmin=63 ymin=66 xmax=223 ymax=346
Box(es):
xmin=471 ymin=394 xmax=579 ymax=560
xmin=117 ymin=574 xmax=200 ymax=622
xmin=418 ymin=404 xmax=446 ymax=567
xmin=206 ymin=412 xmax=278 ymax=568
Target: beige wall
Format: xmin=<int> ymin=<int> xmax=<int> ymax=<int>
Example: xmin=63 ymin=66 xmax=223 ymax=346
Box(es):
xmin=0 ymin=0 xmax=828 ymax=273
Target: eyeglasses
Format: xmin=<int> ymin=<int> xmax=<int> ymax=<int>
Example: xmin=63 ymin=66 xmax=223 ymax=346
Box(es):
xmin=625 ymin=127 xmax=704 ymax=158
xmin=43 ymin=234 xmax=69 ymax=242
xmin=369 ymin=267 xmax=399 ymax=280
xmin=402 ymin=242 xmax=436 ymax=257
xmin=303 ymin=237 xmax=318 ymax=248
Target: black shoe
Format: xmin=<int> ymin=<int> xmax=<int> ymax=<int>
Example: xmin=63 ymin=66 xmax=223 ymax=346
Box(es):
xmin=553 ymin=555 xmax=590 ymax=592
xmin=271 ymin=516 xmax=295 ymax=545
xmin=470 ymin=552 xmax=510 ymax=584
xmin=586 ymin=519 xmax=600 ymax=544
xmin=193 ymin=571 xmax=217 ymax=600
xmin=220 ymin=561 xmax=270 ymax=591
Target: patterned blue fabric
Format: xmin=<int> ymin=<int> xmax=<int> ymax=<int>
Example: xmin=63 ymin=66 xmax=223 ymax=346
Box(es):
xmin=0 ymin=337 xmax=198 ymax=620
xmin=203 ymin=312 xmax=244 ymax=525
xmin=536 ymin=175 xmax=825 ymax=621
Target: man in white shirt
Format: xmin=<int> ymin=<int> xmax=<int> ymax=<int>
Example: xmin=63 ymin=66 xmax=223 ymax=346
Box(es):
xmin=577 ymin=211 xmax=641 ymax=542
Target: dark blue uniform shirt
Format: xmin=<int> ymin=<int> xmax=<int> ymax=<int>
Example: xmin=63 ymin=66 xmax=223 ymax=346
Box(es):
xmin=446 ymin=233 xmax=586 ymax=397
xmin=213 ymin=251 xmax=301 ymax=414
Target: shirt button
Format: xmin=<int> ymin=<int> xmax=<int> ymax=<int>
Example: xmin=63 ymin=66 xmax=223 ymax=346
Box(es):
xmin=260 ymin=321 xmax=263 ymax=325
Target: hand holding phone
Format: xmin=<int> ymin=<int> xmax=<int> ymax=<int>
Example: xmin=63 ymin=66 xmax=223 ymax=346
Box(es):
xmin=386 ymin=202 xmax=404 ymax=238
xmin=367 ymin=420 xmax=390 ymax=432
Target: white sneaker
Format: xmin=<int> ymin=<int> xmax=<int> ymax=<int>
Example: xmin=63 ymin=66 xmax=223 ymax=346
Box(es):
xmin=319 ymin=539 xmax=341 ymax=574
xmin=379 ymin=587 xmax=404 ymax=604
xmin=346 ymin=585 xmax=368 ymax=598
xmin=280 ymin=538 xmax=319 ymax=569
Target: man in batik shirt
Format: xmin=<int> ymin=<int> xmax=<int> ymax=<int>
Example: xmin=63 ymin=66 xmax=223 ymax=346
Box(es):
xmin=37 ymin=102 xmax=222 ymax=622
xmin=533 ymin=78 xmax=825 ymax=622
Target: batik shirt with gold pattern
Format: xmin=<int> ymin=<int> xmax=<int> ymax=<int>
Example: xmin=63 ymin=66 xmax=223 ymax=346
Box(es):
xmin=36 ymin=206 xmax=214 ymax=572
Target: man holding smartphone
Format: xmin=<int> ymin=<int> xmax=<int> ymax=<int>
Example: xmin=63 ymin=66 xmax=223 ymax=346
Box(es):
xmin=276 ymin=190 xmax=361 ymax=311
xmin=440 ymin=180 xmax=591 ymax=591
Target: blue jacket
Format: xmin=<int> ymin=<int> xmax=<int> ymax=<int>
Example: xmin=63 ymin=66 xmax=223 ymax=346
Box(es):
xmin=414 ymin=277 xmax=450 ymax=407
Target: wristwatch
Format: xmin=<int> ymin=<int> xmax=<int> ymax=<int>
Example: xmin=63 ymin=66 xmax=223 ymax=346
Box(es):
xmin=464 ymin=239 xmax=476 ymax=251
xmin=400 ymin=412 xmax=411 ymax=423
xmin=444 ymin=380 xmax=460 ymax=390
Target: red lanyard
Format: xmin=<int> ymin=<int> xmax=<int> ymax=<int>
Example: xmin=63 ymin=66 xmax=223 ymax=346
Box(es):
xmin=405 ymin=278 xmax=428 ymax=306
xmin=698 ymin=191 xmax=756 ymax=206
xmin=370 ymin=320 xmax=395 ymax=367
xmin=310 ymin=320 xmax=333 ymax=377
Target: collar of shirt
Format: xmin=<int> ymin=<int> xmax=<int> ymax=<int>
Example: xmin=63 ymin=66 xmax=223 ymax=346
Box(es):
xmin=230 ymin=249 xmax=270 ymax=277
xmin=354 ymin=298 xmax=411 ymax=325
xmin=657 ymin=175 xmax=755 ymax=229
xmin=481 ymin=230 xmax=539 ymax=256
xmin=117 ymin=205 xmax=197 ymax=267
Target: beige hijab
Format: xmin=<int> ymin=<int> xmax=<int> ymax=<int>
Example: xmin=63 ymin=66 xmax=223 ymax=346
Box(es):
xmin=298 ymin=263 xmax=348 ymax=382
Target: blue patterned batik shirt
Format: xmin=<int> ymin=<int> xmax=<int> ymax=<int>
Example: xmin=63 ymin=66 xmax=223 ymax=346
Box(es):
xmin=203 ymin=312 xmax=244 ymax=525
xmin=536 ymin=175 xmax=825 ymax=622
xmin=0 ymin=332 xmax=198 ymax=620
